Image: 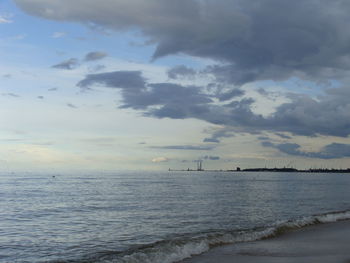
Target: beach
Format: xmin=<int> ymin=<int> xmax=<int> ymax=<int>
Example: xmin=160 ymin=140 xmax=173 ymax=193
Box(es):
xmin=181 ymin=220 xmax=350 ymax=263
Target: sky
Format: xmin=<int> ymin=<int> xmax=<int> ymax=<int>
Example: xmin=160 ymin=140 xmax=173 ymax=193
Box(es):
xmin=1 ymin=0 xmax=350 ymax=172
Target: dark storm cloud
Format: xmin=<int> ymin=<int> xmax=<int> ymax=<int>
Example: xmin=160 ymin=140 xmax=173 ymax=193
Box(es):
xmin=78 ymin=71 xmax=212 ymax=111
xmin=139 ymin=83 xmax=211 ymax=109
xmin=167 ymin=65 xmax=196 ymax=79
xmin=78 ymin=71 xmax=146 ymax=90
xmin=263 ymin=141 xmax=350 ymax=159
xmin=206 ymin=83 xmax=245 ymax=104
xmin=144 ymin=83 xmax=212 ymax=117
xmin=268 ymin=90 xmax=350 ymax=137
xmin=16 ymin=0 xmax=350 ymax=84
xmin=77 ymin=71 xmax=350 ymax=138
xmin=240 ymin=90 xmax=348 ymax=137
xmin=84 ymin=51 xmax=108 ymax=61
xmin=52 ymin=58 xmax=79 ymax=70
xmin=216 ymin=88 xmax=245 ymax=102
xmin=203 ymin=128 xmax=236 ymax=143
xmin=151 ymin=145 xmax=216 ymax=151
xmin=196 ymin=89 xmax=350 ymax=138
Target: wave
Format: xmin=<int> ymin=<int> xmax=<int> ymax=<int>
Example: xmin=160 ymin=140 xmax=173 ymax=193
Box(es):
xmin=54 ymin=209 xmax=350 ymax=263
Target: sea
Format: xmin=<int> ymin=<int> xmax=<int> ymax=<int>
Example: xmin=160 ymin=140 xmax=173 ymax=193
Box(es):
xmin=1 ymin=171 xmax=350 ymax=263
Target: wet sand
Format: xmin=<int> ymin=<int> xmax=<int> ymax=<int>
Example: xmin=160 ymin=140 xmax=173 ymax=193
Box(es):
xmin=181 ymin=220 xmax=350 ymax=263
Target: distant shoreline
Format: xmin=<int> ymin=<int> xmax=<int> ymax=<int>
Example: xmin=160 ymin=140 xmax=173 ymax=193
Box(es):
xmin=169 ymin=167 xmax=350 ymax=173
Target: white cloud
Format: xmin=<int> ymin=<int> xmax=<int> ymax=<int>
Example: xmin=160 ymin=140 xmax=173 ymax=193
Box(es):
xmin=0 ymin=15 xmax=12 ymax=24
xmin=52 ymin=32 xmax=66 ymax=38
xmin=152 ymin=157 xmax=169 ymax=163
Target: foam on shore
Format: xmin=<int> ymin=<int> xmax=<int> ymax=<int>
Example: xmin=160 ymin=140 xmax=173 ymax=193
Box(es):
xmin=108 ymin=210 xmax=350 ymax=263
xmin=181 ymin=218 xmax=350 ymax=263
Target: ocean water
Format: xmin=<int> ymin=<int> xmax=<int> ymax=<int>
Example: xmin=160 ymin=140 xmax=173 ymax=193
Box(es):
xmin=1 ymin=171 xmax=350 ymax=263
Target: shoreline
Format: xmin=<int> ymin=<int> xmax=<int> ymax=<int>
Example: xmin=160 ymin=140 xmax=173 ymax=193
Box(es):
xmin=180 ymin=220 xmax=350 ymax=263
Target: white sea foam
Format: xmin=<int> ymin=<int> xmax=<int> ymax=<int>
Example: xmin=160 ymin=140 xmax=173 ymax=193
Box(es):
xmin=117 ymin=240 xmax=209 ymax=263
xmin=272 ymin=209 xmax=350 ymax=231
xmin=114 ymin=209 xmax=350 ymax=263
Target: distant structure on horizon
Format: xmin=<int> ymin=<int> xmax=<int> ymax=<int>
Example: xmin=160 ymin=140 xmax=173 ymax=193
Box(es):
xmin=197 ymin=160 xmax=203 ymax=171
xmin=168 ymin=163 xmax=350 ymax=173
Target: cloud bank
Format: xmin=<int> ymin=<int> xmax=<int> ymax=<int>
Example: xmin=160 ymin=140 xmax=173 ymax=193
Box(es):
xmin=77 ymin=71 xmax=350 ymax=138
xmin=14 ymin=0 xmax=350 ymax=84
xmin=262 ymin=141 xmax=350 ymax=159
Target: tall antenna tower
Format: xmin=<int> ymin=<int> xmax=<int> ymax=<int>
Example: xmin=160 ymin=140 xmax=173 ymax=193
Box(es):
xmin=197 ymin=160 xmax=203 ymax=171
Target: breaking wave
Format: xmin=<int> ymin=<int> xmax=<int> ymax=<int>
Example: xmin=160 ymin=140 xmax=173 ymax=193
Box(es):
xmin=54 ymin=209 xmax=350 ymax=263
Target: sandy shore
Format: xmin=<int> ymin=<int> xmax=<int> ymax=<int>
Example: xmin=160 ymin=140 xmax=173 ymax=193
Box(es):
xmin=181 ymin=220 xmax=350 ymax=263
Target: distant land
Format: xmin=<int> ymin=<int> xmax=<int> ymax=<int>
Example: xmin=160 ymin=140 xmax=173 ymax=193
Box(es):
xmin=169 ymin=167 xmax=350 ymax=173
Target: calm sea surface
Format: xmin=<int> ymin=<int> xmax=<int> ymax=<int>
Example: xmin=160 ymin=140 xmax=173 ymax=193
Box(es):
xmin=1 ymin=171 xmax=350 ymax=263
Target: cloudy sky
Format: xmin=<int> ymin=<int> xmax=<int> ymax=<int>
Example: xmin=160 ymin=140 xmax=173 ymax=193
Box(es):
xmin=1 ymin=0 xmax=350 ymax=171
